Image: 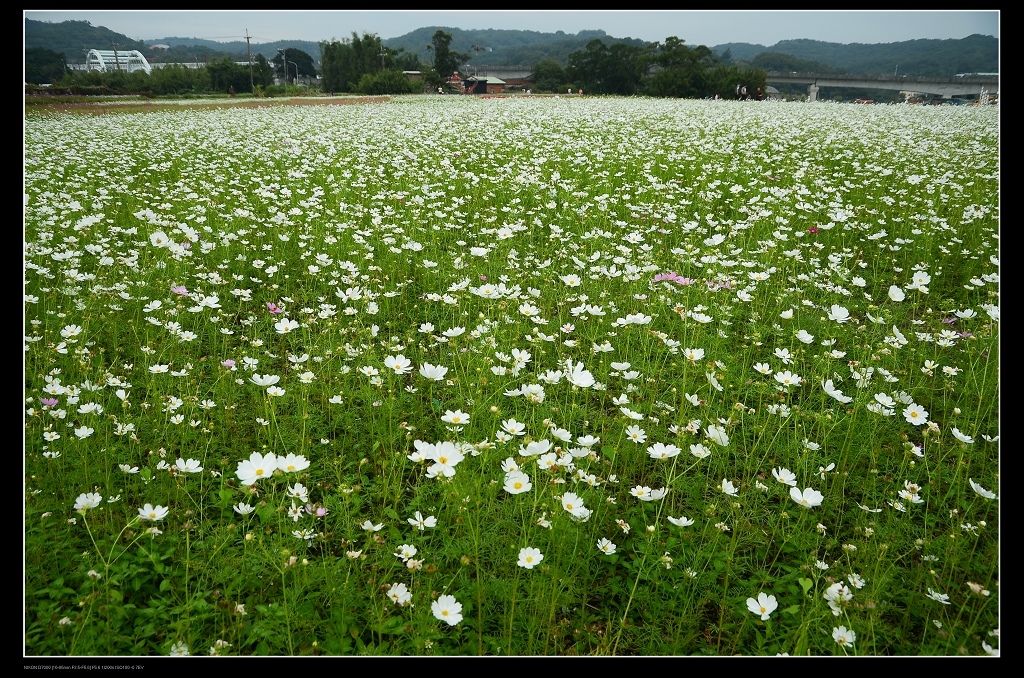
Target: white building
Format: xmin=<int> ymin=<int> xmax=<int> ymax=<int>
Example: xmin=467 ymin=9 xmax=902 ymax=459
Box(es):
xmin=84 ymin=49 xmax=152 ymax=75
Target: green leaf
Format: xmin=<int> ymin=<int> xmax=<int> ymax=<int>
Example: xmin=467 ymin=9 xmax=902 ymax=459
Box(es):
xmin=798 ymin=577 xmax=812 ymax=595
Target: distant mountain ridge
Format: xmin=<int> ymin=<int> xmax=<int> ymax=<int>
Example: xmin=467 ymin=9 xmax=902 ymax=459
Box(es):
xmin=25 ymin=18 xmax=998 ymax=77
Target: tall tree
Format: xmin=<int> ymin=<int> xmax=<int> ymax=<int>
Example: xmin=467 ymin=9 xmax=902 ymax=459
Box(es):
xmin=253 ymin=54 xmax=274 ymax=87
xmin=428 ymin=30 xmax=466 ymax=82
xmin=320 ymin=33 xmax=392 ymax=92
xmin=567 ymin=39 xmax=647 ymax=95
xmin=642 ymin=37 xmax=718 ymax=98
xmin=529 ymin=59 xmax=568 ymax=93
xmin=272 ymin=47 xmax=317 ymax=82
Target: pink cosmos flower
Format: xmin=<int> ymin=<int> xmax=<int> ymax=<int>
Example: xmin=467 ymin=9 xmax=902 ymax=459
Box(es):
xmin=40 ymin=397 xmax=58 ymax=407
xmin=170 ymin=285 xmax=188 ymax=296
xmin=305 ymin=504 xmax=329 ymax=518
xmin=267 ymin=302 xmax=283 ymax=314
xmin=807 ymin=227 xmax=820 ymax=234
xmin=652 ymin=271 xmax=697 ymax=286
xmin=220 ymin=359 xmax=236 ymax=368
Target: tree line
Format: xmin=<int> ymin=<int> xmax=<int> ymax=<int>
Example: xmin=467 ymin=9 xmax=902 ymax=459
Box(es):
xmin=27 ymin=30 xmax=772 ymax=99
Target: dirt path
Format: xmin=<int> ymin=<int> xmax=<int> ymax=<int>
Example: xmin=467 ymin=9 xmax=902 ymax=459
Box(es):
xmin=25 ymin=95 xmax=392 ymax=116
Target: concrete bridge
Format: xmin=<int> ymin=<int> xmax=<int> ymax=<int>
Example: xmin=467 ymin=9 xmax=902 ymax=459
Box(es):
xmin=766 ymin=71 xmax=999 ymax=102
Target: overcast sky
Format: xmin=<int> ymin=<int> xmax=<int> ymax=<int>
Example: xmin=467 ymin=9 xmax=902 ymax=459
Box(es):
xmin=25 ymin=10 xmax=999 ymax=47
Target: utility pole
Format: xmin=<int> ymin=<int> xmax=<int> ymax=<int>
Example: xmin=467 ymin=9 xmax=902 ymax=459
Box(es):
xmin=472 ymin=45 xmax=484 ymax=76
xmin=246 ymin=30 xmax=254 ymax=91
xmin=112 ymin=42 xmax=120 ymax=72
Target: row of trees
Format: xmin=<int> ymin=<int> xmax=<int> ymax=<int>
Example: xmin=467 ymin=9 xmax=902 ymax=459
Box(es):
xmin=319 ymin=30 xmax=467 ymax=94
xmin=26 ymin=31 xmax=767 ymax=100
xmin=538 ymin=37 xmax=765 ymax=98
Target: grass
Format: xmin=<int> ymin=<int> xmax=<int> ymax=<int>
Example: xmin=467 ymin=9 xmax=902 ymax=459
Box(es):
xmin=24 ymin=94 xmax=999 ymax=657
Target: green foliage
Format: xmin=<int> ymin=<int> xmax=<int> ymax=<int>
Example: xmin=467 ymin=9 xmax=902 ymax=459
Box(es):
xmin=206 ymin=56 xmax=253 ymax=94
xmin=321 ymin=33 xmax=391 ymax=93
xmin=272 ymin=48 xmax=317 ymax=82
xmin=529 ymin=59 xmax=568 ymax=93
xmin=355 ymin=70 xmax=418 ymax=95
xmin=567 ymin=39 xmax=650 ymax=95
xmin=25 ymin=47 xmax=68 ymax=85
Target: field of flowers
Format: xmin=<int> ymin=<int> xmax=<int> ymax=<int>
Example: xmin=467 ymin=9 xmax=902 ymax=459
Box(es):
xmin=24 ymin=95 xmax=999 ymax=656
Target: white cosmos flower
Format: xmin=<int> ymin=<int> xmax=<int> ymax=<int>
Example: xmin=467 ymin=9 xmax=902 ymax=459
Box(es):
xmin=503 ymin=471 xmax=532 ymax=494
xmin=564 ymin=359 xmax=595 ymax=388
xmin=772 ymin=467 xmax=798 ymax=486
xmin=441 ymin=409 xmax=469 ymax=426
xmin=684 ymin=348 xmax=705 ymax=362
xmin=149 ymin=230 xmax=171 ymax=247
xmin=418 ymin=362 xmax=449 ymax=380
xmin=630 ymin=485 xmax=666 ymax=501
xmin=968 ymin=478 xmax=997 ymax=500
xmin=250 ymin=373 xmax=280 ymax=386
xmin=706 ymin=425 xmax=729 ymax=447
xmin=774 ymin=370 xmax=802 ymax=387
xmin=519 ymin=439 xmax=552 ymax=457
xmin=690 ymin=443 xmax=712 ymax=459
xmin=384 ymin=354 xmax=413 ymax=375
xmin=620 ymin=407 xmax=644 ymax=420
xmin=274 ymin=318 xmax=299 ymax=334
xmin=790 ymin=486 xmax=824 ymax=508
xmin=827 ymin=305 xmax=851 ymax=323
xmin=951 ymin=428 xmax=974 ymax=444
xmin=822 ymin=379 xmax=853 ymax=403
xmin=888 ymin=285 xmax=906 ymax=302
xmin=647 ymin=443 xmax=682 ymax=460
xmin=667 ymin=515 xmax=695 ymax=527
xmin=902 ymin=403 xmax=929 ymax=426
xmin=174 ymin=458 xmax=203 ymax=473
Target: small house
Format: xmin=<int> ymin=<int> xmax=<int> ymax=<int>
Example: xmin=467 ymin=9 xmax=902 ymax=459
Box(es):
xmin=463 ymin=76 xmax=506 ymax=94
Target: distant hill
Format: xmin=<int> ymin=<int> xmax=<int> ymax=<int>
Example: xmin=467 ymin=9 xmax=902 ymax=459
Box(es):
xmin=26 ymin=18 xmax=998 ymax=77
xmin=25 ymin=19 xmax=149 ymax=60
xmin=713 ymin=35 xmax=998 ymax=77
xmin=143 ymin=35 xmax=323 ymax=62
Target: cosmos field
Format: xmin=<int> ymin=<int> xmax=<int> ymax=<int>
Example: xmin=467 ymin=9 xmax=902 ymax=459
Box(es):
xmin=24 ymin=95 xmax=999 ymax=656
